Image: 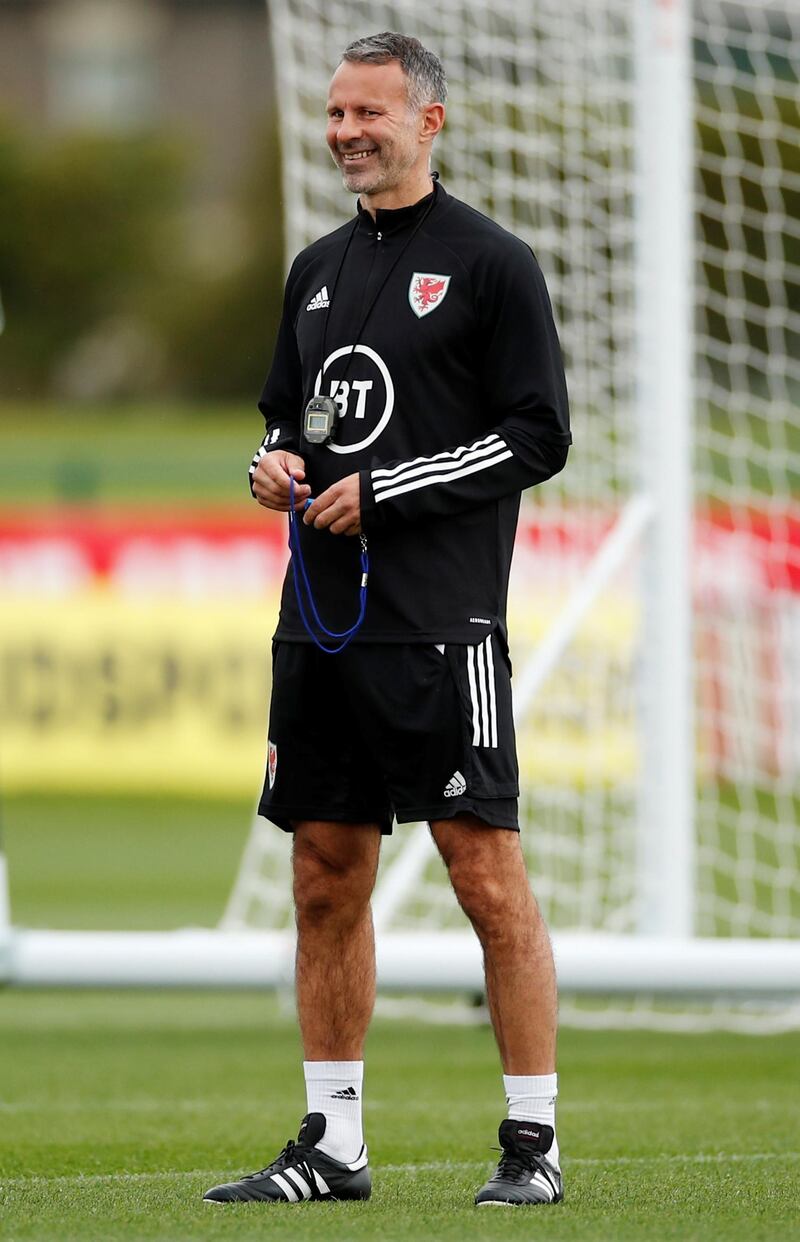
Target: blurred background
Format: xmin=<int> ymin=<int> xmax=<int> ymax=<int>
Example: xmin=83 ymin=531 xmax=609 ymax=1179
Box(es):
xmin=0 ymin=0 xmax=287 ymax=930
xmin=0 ymin=0 xmax=797 ymax=994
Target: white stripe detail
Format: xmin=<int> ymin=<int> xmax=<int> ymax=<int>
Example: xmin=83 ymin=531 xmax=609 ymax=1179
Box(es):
xmin=485 ymin=636 xmax=498 ymax=748
xmin=467 ymin=646 xmax=481 ymax=745
xmin=346 ymin=1145 xmax=369 ymax=1171
xmin=373 ymin=449 xmax=513 ymax=505
xmin=530 ymin=1170 xmax=557 ymax=1200
xmin=466 ymin=638 xmax=498 ymax=748
xmin=270 ymin=1173 xmax=298 ymax=1201
xmin=476 ymin=639 xmax=490 ymax=746
xmin=312 ymin=1168 xmax=331 ymax=1195
xmin=372 ymin=437 xmax=506 ymax=492
xmin=372 ymin=433 xmax=502 ymax=481
xmin=284 ymin=1167 xmax=312 ymax=1199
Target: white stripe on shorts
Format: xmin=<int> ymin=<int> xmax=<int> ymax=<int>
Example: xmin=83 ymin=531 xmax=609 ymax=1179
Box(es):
xmin=467 ymin=637 xmax=498 ymax=748
xmin=484 ymin=635 xmax=498 ymax=748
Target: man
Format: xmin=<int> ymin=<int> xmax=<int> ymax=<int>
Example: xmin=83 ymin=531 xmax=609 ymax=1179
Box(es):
xmin=204 ymin=31 xmax=570 ymax=1209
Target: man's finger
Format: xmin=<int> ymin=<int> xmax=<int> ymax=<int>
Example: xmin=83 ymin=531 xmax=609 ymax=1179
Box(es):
xmin=311 ymin=500 xmax=346 ymax=529
xmin=255 ymin=463 xmax=310 ymax=505
xmin=303 ymin=492 xmax=334 ymax=525
xmin=329 ymin=516 xmax=362 ymax=536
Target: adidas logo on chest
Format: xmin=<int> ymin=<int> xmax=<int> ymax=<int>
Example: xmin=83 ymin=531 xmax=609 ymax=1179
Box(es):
xmin=306 ymin=285 xmax=330 ymax=311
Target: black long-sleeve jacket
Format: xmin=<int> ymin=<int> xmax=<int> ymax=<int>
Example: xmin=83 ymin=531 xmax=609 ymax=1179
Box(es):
xmin=252 ymin=180 xmax=570 ymax=644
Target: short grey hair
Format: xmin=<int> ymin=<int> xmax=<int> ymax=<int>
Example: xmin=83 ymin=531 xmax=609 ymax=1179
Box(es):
xmin=341 ymin=32 xmax=448 ymax=112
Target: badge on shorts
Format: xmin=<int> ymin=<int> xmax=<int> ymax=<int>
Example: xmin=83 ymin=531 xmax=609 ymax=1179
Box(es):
xmin=408 ymin=272 xmax=451 ymax=318
xmin=268 ymin=740 xmax=278 ymax=789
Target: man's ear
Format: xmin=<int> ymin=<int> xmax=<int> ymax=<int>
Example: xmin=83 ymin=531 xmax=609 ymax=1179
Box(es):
xmin=419 ymin=102 xmax=446 ymax=143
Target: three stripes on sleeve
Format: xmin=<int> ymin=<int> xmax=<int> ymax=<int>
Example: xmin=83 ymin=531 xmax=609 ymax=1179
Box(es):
xmin=371 ymin=433 xmax=513 ymax=504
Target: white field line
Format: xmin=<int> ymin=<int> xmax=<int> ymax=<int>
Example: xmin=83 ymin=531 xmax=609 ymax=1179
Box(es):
xmin=0 ymin=1097 xmax=781 ymax=1116
xmin=1 ymin=1152 xmax=799 ymax=1189
xmin=0 ymin=1099 xmax=245 ymax=1114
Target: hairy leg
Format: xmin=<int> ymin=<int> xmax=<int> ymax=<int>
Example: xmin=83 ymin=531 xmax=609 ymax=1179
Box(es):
xmin=292 ymin=821 xmax=382 ymax=1060
xmin=430 ymin=816 xmax=557 ymax=1073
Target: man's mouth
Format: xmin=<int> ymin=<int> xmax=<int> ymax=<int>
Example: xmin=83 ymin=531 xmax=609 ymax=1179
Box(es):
xmin=341 ymin=148 xmax=377 ymax=163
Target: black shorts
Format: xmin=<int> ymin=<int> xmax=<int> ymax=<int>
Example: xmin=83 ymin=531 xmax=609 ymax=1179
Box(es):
xmin=259 ymin=637 xmax=519 ymax=834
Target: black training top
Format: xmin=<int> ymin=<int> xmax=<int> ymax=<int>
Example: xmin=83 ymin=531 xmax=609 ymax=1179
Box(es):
xmin=251 ymin=180 xmax=571 ymax=645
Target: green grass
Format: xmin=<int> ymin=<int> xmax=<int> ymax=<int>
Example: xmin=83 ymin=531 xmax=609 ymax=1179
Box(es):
xmin=0 ymin=402 xmax=258 ymax=507
xmin=0 ymin=794 xmax=799 ymax=1239
xmin=0 ymin=992 xmax=797 ymax=1241
xmin=2 ymin=794 xmax=251 ymax=929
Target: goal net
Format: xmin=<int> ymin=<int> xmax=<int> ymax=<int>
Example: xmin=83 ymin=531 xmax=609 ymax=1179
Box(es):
xmin=221 ymin=0 xmax=800 ymax=1025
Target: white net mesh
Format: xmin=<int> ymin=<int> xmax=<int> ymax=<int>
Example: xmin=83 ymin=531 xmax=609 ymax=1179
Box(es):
xmin=692 ymin=2 xmax=800 ymax=944
xmin=228 ymin=0 xmax=800 ymax=1026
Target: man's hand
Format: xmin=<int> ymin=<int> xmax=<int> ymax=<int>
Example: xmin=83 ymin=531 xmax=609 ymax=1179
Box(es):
xmin=252 ymin=450 xmax=310 ymax=512
xmin=304 ymin=473 xmax=361 ymax=536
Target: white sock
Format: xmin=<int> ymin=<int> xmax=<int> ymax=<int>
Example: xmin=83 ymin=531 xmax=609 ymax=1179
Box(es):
xmin=303 ymin=1060 xmax=364 ymax=1164
xmin=503 ymin=1072 xmax=560 ymax=1169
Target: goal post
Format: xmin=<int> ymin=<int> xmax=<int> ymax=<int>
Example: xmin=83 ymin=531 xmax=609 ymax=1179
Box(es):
xmin=634 ymin=0 xmax=695 ymax=938
xmin=233 ymin=0 xmax=799 ymax=1001
xmin=4 ymin=929 xmax=800 ymax=995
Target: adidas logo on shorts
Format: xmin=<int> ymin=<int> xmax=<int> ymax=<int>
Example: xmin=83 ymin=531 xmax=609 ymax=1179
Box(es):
xmin=443 ymin=770 xmax=467 ymax=798
xmin=306 ymin=285 xmax=330 ymax=311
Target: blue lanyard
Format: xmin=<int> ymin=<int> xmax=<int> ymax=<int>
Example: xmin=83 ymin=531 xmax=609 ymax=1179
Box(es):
xmin=287 ymin=475 xmax=369 ymax=653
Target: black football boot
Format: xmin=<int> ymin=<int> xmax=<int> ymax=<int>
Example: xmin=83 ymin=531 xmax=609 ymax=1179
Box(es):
xmin=204 ymin=1113 xmax=371 ymax=1204
xmin=475 ymin=1119 xmax=563 ymax=1206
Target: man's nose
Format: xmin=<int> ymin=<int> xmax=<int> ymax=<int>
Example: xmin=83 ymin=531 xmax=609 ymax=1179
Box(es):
xmin=336 ymin=111 xmax=363 ymax=144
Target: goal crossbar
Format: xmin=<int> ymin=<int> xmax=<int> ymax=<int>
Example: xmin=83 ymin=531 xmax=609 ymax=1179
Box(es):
xmin=2 ymin=929 xmax=799 ymax=996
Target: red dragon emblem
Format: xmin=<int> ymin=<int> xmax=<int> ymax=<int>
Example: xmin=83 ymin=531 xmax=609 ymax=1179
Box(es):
xmin=409 ymin=272 xmax=451 ymax=319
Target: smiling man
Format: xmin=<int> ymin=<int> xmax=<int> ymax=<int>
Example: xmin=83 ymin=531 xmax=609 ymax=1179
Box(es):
xmin=204 ymin=32 xmax=571 ymax=1210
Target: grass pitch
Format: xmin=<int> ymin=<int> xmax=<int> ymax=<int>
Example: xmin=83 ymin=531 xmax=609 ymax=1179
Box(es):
xmin=1 ymin=795 xmax=798 ymax=1240
xmin=0 ymin=992 xmax=798 ymax=1242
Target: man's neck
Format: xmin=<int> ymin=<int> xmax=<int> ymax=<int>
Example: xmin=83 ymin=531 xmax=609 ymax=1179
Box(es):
xmin=359 ymin=172 xmax=435 ymax=220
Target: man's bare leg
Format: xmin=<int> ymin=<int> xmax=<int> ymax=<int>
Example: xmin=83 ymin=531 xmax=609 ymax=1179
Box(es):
xmin=288 ymin=820 xmax=381 ymax=1170
xmin=202 ymin=821 xmax=379 ymax=1202
xmin=431 ymin=814 xmax=562 ymax=1204
xmin=430 ymin=814 xmax=556 ymax=1071
xmin=293 ymin=820 xmax=382 ymax=1059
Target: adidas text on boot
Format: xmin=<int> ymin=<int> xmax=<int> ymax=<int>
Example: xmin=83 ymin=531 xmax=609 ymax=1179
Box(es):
xmin=475 ymin=1119 xmax=563 ymax=1207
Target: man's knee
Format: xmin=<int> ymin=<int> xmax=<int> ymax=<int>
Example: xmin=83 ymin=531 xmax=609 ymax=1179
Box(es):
xmin=292 ymin=822 xmax=380 ymax=926
xmin=448 ymin=860 xmax=514 ymax=939
xmin=432 ymin=817 xmax=532 ymax=940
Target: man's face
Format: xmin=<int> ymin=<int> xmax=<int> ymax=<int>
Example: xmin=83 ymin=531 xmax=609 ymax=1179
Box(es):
xmin=326 ymin=59 xmax=424 ymax=198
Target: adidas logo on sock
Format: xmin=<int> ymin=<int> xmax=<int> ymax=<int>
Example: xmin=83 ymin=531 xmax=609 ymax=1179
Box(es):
xmin=306 ymin=285 xmax=330 ymax=311
xmin=443 ymin=770 xmax=466 ymax=798
xmin=330 ymin=1086 xmax=359 ymax=1100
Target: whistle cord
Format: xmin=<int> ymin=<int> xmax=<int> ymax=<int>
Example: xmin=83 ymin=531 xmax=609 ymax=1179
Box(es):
xmin=288 ymin=475 xmax=369 ymax=654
